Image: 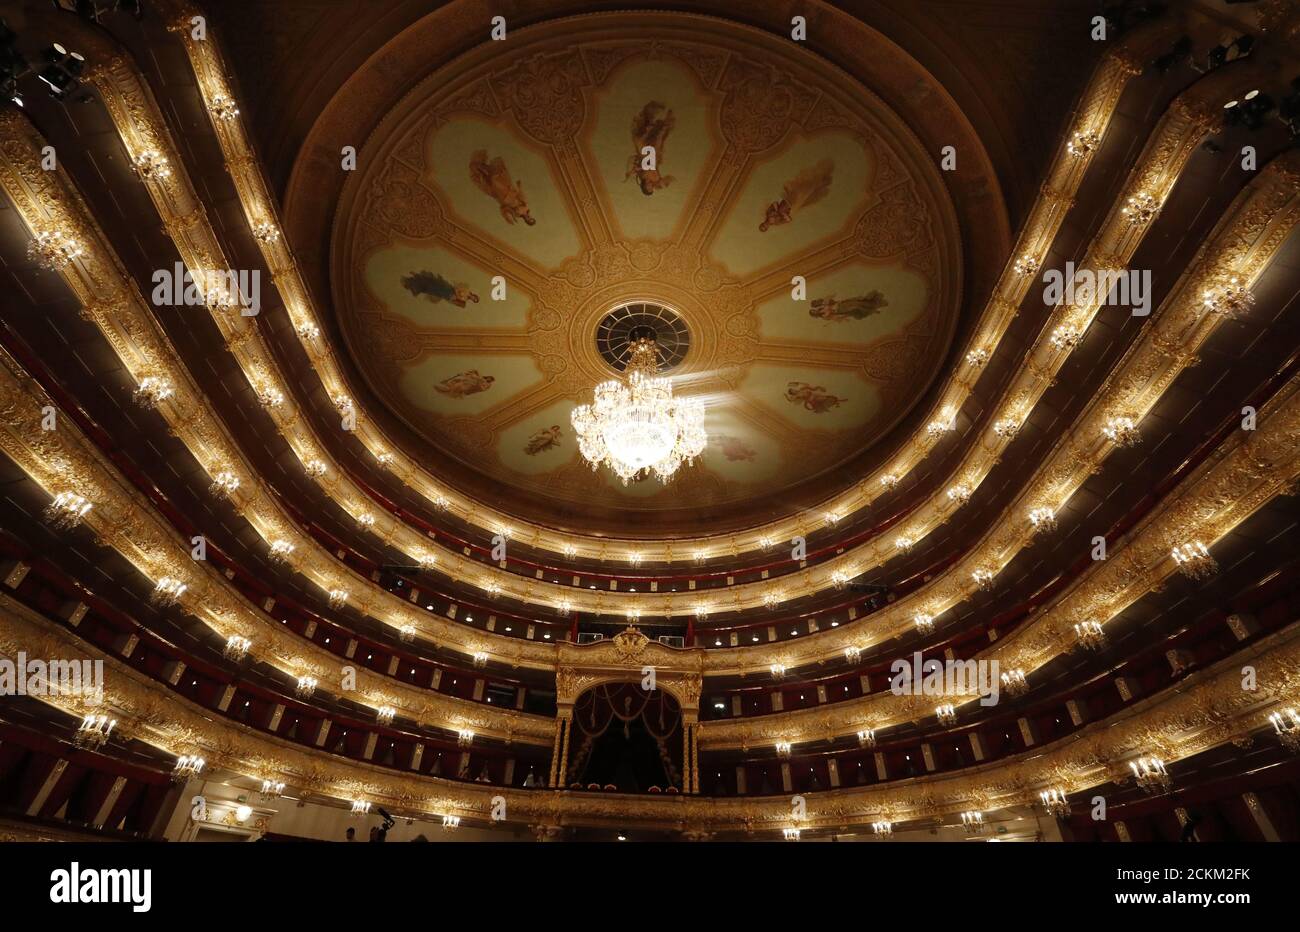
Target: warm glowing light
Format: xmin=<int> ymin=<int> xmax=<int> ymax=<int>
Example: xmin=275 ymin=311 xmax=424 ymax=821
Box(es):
xmin=571 ymin=338 xmax=706 ymax=483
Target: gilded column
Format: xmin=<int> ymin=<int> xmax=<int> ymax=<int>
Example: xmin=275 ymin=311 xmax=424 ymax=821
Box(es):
xmin=556 ymin=714 xmax=572 ymax=787
xmin=682 ymin=724 xmax=692 ymax=794
xmin=691 ymin=724 xmax=700 ymax=794
xmin=547 ymin=716 xmax=564 ymax=788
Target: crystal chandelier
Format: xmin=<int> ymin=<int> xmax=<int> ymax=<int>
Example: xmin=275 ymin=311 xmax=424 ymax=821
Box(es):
xmin=571 ymin=336 xmax=705 ymax=483
xmin=259 ymin=779 xmax=285 ymax=802
xmin=961 ymin=810 xmax=986 ymax=835
xmin=1040 ymin=788 xmax=1071 ymax=818
xmin=1028 ymin=507 xmax=1057 ymax=533
xmin=150 ymin=576 xmax=188 ymax=608
xmin=1074 ymin=618 xmax=1107 ymax=651
xmin=936 ymin=704 xmax=957 ymax=727
xmin=1269 ymin=708 xmax=1300 ymax=753
xmin=872 ymin=819 xmax=893 ymax=838
xmin=1171 ymin=540 xmax=1216 ymax=580
xmin=27 ymin=229 xmax=85 ymax=270
xmin=224 ymin=635 xmax=251 ymax=661
xmin=172 ymin=754 xmax=206 ymax=782
xmin=1103 ymin=415 xmax=1140 ymax=447
xmin=74 ymin=714 xmax=116 ymax=750
xmin=1130 ymin=756 xmax=1171 ymax=793
xmin=1001 ymin=668 xmax=1028 ymax=697
xmin=858 ymin=729 xmax=876 ymax=749
xmin=44 ymin=491 xmax=92 ymax=529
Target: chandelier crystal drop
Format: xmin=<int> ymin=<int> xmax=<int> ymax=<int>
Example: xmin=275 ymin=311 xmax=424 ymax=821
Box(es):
xmin=571 ymin=337 xmax=706 ymax=484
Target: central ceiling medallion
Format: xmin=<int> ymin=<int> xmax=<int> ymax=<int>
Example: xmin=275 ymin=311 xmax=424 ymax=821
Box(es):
xmin=595 ymin=301 xmax=690 ymax=373
xmin=573 ymin=305 xmax=705 ymax=485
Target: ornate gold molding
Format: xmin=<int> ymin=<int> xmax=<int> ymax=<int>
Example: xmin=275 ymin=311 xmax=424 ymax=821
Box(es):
xmin=3 ymin=591 xmax=1296 ymax=833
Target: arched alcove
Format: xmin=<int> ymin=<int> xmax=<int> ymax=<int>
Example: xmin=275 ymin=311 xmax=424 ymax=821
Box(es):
xmin=565 ymin=683 xmax=684 ymax=794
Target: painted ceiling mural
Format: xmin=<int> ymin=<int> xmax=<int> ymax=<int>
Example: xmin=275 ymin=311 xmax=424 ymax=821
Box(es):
xmin=333 ymin=13 xmax=963 ymax=523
